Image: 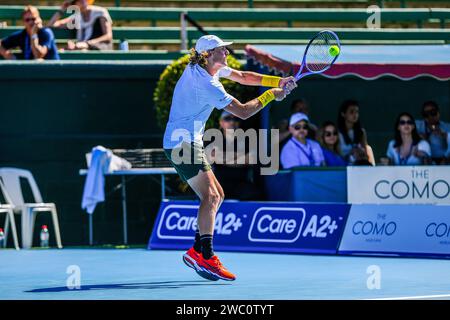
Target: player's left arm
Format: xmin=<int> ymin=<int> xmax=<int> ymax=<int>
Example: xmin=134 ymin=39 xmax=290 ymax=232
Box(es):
xmin=225 ymin=69 xmax=297 ymax=92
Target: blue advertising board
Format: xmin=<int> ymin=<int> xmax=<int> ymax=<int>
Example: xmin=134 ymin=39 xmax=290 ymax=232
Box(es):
xmin=339 ymin=204 xmax=450 ymax=258
xmin=148 ymin=200 xmax=351 ymax=254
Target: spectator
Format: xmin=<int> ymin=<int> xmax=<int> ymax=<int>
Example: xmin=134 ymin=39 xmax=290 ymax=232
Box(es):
xmin=278 ymin=98 xmax=318 ymax=144
xmin=386 ymin=112 xmax=431 ymax=165
xmin=318 ymin=121 xmax=346 ymax=166
xmin=415 ymin=101 xmax=450 ymax=164
xmin=280 ymin=112 xmax=325 ymax=169
xmin=48 ymin=0 xmax=113 ymax=51
xmin=210 ymin=111 xmax=260 ymax=200
xmin=290 ymin=98 xmax=318 ymax=139
xmin=0 ymin=6 xmax=59 ymax=60
xmin=337 ymin=99 xmax=375 ymax=165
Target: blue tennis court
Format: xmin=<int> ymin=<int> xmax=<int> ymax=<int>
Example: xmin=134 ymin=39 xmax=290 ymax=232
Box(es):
xmin=1 ymin=248 xmax=450 ymax=300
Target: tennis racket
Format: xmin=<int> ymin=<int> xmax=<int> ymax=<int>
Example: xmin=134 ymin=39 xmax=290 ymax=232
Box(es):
xmin=292 ymin=30 xmax=341 ymax=82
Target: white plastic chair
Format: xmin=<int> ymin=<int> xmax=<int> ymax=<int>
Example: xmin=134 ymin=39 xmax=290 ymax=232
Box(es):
xmin=0 ymin=168 xmax=63 ymax=249
xmin=0 ymin=180 xmax=20 ymax=250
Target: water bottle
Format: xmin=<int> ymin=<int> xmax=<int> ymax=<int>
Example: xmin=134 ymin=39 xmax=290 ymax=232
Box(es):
xmin=40 ymin=225 xmax=49 ymax=248
xmin=119 ymin=39 xmax=129 ymax=51
xmin=0 ymin=228 xmax=4 ymax=248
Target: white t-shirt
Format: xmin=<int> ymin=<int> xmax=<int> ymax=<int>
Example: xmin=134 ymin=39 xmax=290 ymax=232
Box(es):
xmin=69 ymin=6 xmax=113 ymax=42
xmin=386 ymin=139 xmax=431 ymax=165
xmin=163 ymin=64 xmax=235 ymax=149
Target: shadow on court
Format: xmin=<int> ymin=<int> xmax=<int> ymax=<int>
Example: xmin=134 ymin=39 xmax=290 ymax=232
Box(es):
xmin=25 ymin=281 xmax=230 ymax=293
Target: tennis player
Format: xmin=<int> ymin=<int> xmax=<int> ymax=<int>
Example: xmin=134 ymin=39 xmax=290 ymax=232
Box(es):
xmin=163 ymin=35 xmax=297 ymax=281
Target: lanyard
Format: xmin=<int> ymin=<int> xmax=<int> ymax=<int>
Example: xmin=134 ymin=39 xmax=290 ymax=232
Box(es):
xmin=292 ymin=138 xmax=315 ymax=166
xmin=397 ymin=143 xmax=414 ymax=165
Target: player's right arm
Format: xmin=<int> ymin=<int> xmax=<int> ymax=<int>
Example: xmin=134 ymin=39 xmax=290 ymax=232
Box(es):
xmin=224 ymin=88 xmax=286 ymax=120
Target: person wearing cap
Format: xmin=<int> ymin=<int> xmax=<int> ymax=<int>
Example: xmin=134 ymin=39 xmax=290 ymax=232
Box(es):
xmin=48 ymin=0 xmax=113 ymax=50
xmin=163 ymin=34 xmax=297 ymax=282
xmin=0 ymin=6 xmax=59 ymax=60
xmin=280 ymin=112 xmax=325 ymax=169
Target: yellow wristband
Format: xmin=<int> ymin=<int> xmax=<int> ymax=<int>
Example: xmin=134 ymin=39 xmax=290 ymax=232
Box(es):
xmin=261 ymin=75 xmax=281 ymax=88
xmin=257 ymin=90 xmax=275 ymax=107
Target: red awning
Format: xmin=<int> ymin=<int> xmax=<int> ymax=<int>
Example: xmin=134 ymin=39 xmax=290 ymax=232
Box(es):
xmin=245 ymin=44 xmax=450 ymax=81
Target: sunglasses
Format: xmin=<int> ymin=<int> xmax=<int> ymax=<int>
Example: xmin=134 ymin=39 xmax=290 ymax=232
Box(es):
xmin=399 ymin=120 xmax=414 ymax=126
xmin=324 ymin=130 xmax=338 ymax=137
xmin=222 ymin=116 xmax=235 ymax=122
xmin=24 ymin=17 xmax=37 ymax=22
xmin=294 ymin=124 xmax=309 ymax=131
xmin=424 ymin=109 xmax=438 ymax=117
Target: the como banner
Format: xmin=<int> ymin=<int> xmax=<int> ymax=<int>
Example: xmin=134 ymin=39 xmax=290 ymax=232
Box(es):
xmin=148 ymin=200 xmax=350 ymax=254
xmin=339 ymin=204 xmax=450 ymax=258
xmin=347 ymin=166 xmax=450 ymax=204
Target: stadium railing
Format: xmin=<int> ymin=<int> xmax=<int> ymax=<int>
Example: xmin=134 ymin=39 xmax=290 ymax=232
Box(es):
xmin=112 ymin=0 xmax=371 ymax=8
xmin=1 ymin=26 xmax=448 ymax=45
xmin=110 ymin=0 xmax=450 ymax=9
xmin=377 ymin=0 xmax=450 ymax=8
xmin=0 ymin=6 xmax=448 ymax=29
xmin=2 ymin=0 xmax=450 ymax=8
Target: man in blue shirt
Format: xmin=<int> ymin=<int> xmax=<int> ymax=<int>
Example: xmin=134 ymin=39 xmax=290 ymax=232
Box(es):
xmin=0 ymin=6 xmax=59 ymax=60
xmin=280 ymin=112 xmax=325 ymax=169
xmin=415 ymin=101 xmax=450 ymax=164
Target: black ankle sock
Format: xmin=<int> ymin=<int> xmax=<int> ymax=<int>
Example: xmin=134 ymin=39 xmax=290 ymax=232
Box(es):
xmin=193 ymin=229 xmax=202 ymax=253
xmin=200 ymin=234 xmax=214 ymax=260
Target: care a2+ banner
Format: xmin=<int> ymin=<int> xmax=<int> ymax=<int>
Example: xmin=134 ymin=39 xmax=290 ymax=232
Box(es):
xmin=148 ymin=200 xmax=350 ymax=254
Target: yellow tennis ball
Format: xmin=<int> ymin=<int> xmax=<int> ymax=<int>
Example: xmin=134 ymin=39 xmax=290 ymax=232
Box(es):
xmin=329 ymin=45 xmax=340 ymax=57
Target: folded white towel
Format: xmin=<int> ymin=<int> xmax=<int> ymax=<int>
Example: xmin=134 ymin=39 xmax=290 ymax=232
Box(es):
xmin=81 ymin=146 xmax=131 ymax=214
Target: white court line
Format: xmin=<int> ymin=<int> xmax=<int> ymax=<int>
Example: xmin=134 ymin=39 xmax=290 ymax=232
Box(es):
xmin=366 ymin=294 xmax=450 ymax=300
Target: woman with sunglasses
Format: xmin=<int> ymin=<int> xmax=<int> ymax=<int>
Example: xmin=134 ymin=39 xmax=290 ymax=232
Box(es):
xmin=280 ymin=113 xmax=325 ymax=169
xmin=318 ymin=121 xmax=346 ymax=167
xmin=386 ymin=112 xmax=431 ymax=165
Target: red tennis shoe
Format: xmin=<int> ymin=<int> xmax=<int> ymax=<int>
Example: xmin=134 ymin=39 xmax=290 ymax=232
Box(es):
xmin=197 ymin=255 xmax=236 ymax=281
xmin=182 ymin=247 xmax=219 ymax=281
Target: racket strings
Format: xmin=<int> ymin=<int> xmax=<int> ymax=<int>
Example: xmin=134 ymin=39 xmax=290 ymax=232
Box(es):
xmin=306 ymin=31 xmax=339 ymax=73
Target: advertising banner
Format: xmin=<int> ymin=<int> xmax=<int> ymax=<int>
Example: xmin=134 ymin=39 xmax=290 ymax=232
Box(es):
xmin=339 ymin=204 xmax=450 ymax=258
xmin=149 ymin=200 xmax=351 ymax=254
xmin=347 ymin=166 xmax=450 ymax=205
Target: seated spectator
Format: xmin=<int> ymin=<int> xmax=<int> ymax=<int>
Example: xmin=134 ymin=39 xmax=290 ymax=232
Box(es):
xmin=278 ymin=98 xmax=318 ymax=145
xmin=48 ymin=0 xmax=113 ymax=51
xmin=337 ymin=99 xmax=375 ymax=165
xmin=0 ymin=6 xmax=59 ymax=60
xmin=386 ymin=112 xmax=431 ymax=165
xmin=280 ymin=112 xmax=325 ymax=169
xmin=210 ymin=111 xmax=260 ymax=200
xmin=415 ymin=101 xmax=450 ymax=164
xmin=318 ymin=121 xmax=346 ymax=166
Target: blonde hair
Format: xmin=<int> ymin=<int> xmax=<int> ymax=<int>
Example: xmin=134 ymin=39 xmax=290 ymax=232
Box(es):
xmin=22 ymin=5 xmax=39 ymax=18
xmin=189 ymin=48 xmax=209 ymax=68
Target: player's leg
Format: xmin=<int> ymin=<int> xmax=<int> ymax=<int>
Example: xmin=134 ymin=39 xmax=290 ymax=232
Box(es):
xmin=188 ymin=170 xmax=236 ymax=281
xmin=187 ymin=169 xmax=223 ymax=254
xmin=180 ymin=169 xmax=222 ymax=281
